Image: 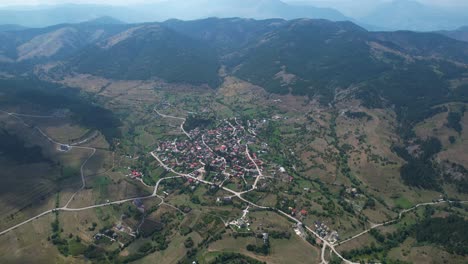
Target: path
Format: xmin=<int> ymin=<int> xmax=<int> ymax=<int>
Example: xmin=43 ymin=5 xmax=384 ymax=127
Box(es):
xmin=0 ymin=174 xmax=183 ymax=236
xmin=154 ymin=109 xmax=191 ymax=139
xmin=245 ymin=145 xmax=263 ymax=190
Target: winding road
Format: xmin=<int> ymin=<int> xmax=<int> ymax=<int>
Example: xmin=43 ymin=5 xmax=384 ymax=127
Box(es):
xmin=0 ymin=110 xmax=179 ymax=236
xmin=1 ymin=108 xmax=466 ymax=264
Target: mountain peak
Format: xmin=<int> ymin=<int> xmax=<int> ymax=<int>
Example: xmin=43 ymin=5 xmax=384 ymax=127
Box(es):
xmin=81 ymin=16 xmax=125 ymax=25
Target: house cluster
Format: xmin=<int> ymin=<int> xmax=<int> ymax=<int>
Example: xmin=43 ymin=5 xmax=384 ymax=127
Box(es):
xmin=94 ymin=230 xmax=117 ymax=242
xmin=289 ymin=207 xmax=308 ymax=219
xmin=267 ymin=166 xmax=294 ymax=183
xmin=229 ymin=216 xmax=251 ymax=230
xmin=154 ymin=118 xmax=265 ymax=186
xmin=125 ymin=168 xmax=150 ymax=186
xmin=114 ymin=222 xmax=136 ymax=238
xmin=229 ymin=206 xmax=252 ymax=230
xmin=314 ymin=221 xmax=339 ymax=243
xmin=94 ymin=221 xmax=135 ymax=248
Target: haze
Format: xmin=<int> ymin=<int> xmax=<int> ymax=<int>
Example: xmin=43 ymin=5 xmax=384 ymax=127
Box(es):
xmin=0 ymin=0 xmax=467 ymax=31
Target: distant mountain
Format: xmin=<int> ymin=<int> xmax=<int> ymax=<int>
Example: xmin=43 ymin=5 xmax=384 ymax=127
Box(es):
xmin=182 ymin=0 xmax=350 ymax=21
xmin=0 ymin=0 xmax=350 ymax=27
xmin=0 ymin=24 xmax=28 ymax=32
xmin=162 ymin=18 xmax=287 ymax=55
xmin=0 ymin=21 xmax=130 ymax=62
xmin=79 ymin=16 xmax=125 ymax=26
xmin=62 ymin=19 xmax=468 ymax=120
xmin=0 ymin=4 xmax=137 ymax=27
xmin=438 ymin=26 xmax=468 ymax=43
xmin=361 ymin=0 xmax=468 ymax=31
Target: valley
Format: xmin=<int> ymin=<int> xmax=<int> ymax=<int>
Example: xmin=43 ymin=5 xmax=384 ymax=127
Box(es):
xmin=0 ymin=16 xmax=467 ymax=264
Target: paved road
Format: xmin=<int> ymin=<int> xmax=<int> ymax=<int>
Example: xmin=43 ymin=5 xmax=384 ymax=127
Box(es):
xmin=151 ymin=151 xmax=353 ymax=263
xmin=337 ymin=200 xmax=468 ymax=246
xmin=0 ymin=110 xmax=98 ymax=208
xmin=33 ymin=124 xmax=97 ymax=209
xmin=152 ymin=112 xmax=353 ymax=263
xmin=1 ymin=109 xmax=461 ymax=264
xmin=320 ymin=243 xmax=328 ymax=264
xmin=0 ymin=175 xmax=183 ymax=236
xmin=276 ymin=209 xmax=355 ymax=264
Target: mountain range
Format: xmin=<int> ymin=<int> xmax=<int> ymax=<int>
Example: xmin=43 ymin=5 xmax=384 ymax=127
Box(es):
xmin=438 ymin=26 xmax=468 ymax=43
xmin=1 ymin=0 xmax=468 ymax=31
xmin=1 ymin=17 xmax=467 ymax=127
xmin=0 ymin=1 xmax=350 ymax=28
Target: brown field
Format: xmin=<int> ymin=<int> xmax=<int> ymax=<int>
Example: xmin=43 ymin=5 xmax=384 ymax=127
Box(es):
xmin=136 ymin=234 xmax=187 ymax=264
xmin=388 ymin=237 xmax=468 ymax=264
xmin=0 ymin=212 xmax=85 ymax=264
xmin=206 ymin=234 xmax=320 ymax=264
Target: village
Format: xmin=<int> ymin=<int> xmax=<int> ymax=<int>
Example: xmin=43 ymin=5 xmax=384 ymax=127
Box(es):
xmin=122 ymin=112 xmax=343 ymax=249
xmin=153 ymin=118 xmax=266 ymax=189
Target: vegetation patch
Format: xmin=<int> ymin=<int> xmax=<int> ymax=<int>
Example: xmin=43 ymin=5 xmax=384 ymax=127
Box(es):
xmin=414 ymin=215 xmax=468 ymax=256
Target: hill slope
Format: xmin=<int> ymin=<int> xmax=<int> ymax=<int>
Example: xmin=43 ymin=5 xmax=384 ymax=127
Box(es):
xmin=0 ymin=21 xmax=130 ymax=62
xmin=70 ymin=24 xmax=220 ymax=86
xmin=1 ymin=17 xmax=468 ymax=116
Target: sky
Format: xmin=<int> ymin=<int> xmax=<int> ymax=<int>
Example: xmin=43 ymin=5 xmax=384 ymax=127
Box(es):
xmin=0 ymin=0 xmax=467 ymax=18
xmin=1 ymin=0 xmax=468 ymax=7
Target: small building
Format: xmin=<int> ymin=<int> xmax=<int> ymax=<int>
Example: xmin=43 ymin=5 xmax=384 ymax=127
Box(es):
xmin=58 ymin=144 xmax=70 ymax=152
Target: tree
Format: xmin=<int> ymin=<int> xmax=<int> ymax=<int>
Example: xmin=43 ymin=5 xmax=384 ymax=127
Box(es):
xmin=246 ymin=244 xmax=256 ymax=251
xmin=184 ymin=237 xmax=194 ymax=248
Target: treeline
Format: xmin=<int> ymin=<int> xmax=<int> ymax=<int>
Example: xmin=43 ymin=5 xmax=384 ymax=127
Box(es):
xmin=0 ymin=78 xmax=121 ymax=143
xmin=246 ymin=244 xmax=269 ymax=255
xmin=446 ymin=109 xmax=465 ymax=134
xmin=345 ymin=111 xmax=373 ymax=121
xmin=209 ymin=252 xmax=266 ymax=264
